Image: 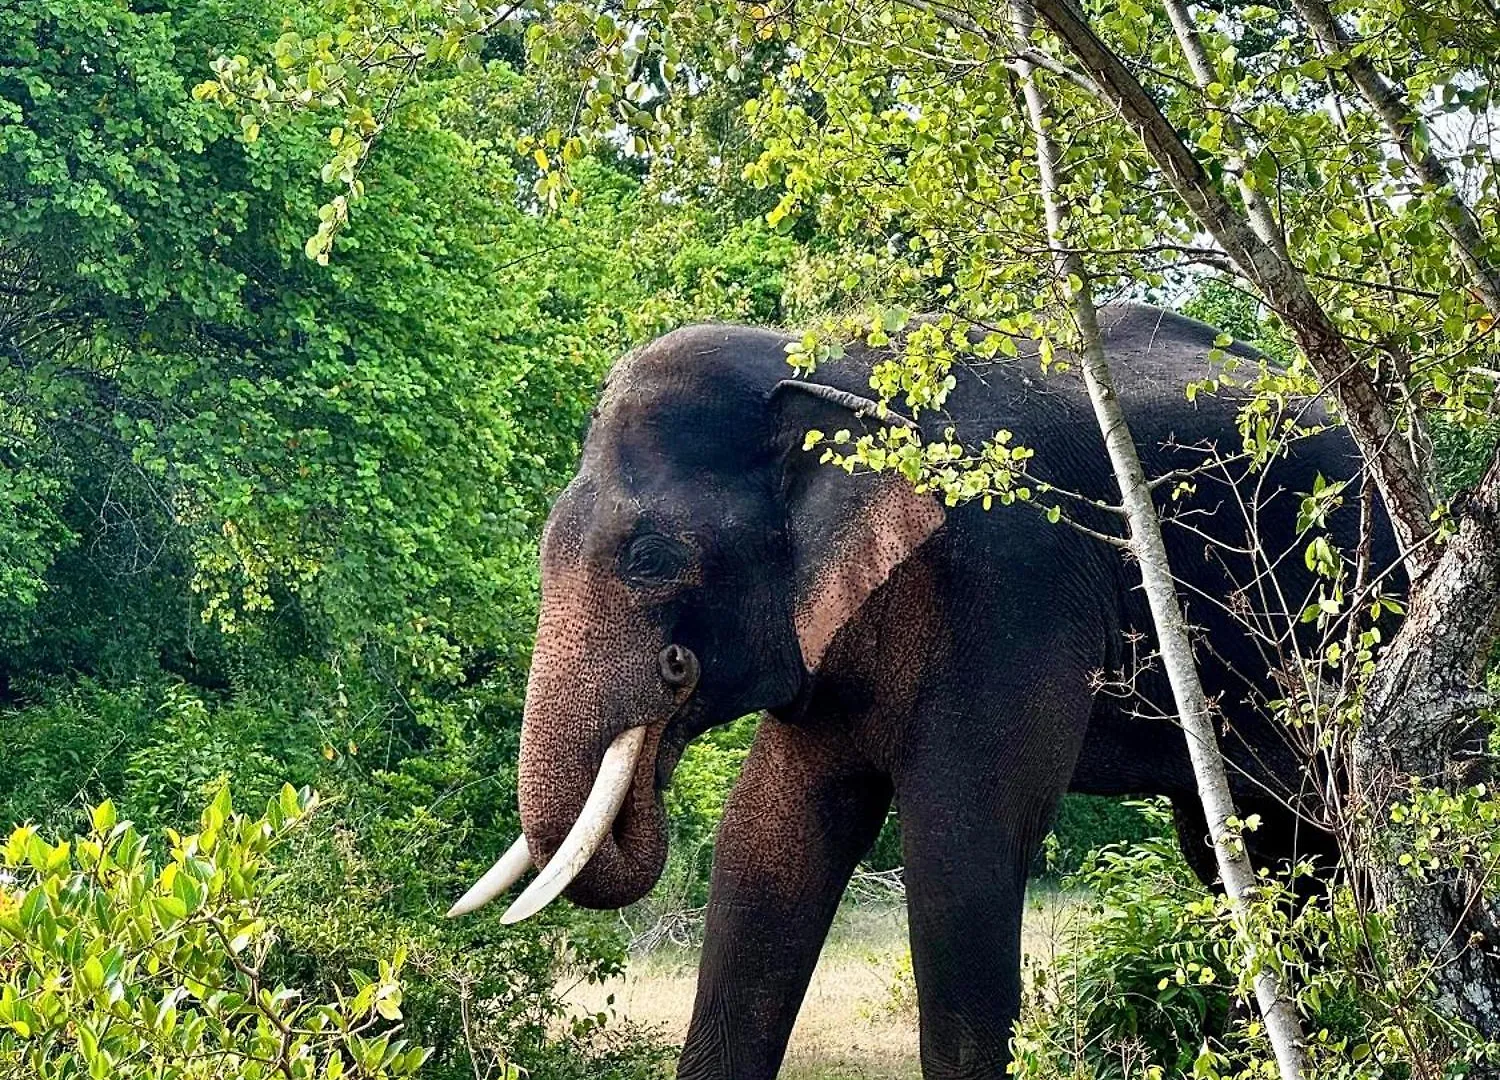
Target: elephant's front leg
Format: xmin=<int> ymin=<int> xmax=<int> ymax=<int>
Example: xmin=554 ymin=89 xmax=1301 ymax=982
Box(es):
xmin=897 ymin=694 xmax=1088 ymax=1080
xmin=678 ymin=715 xmax=891 ymax=1080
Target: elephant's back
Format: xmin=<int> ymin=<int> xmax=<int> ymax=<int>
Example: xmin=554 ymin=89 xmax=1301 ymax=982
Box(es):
xmin=915 ymin=302 xmax=1269 ymax=461
xmin=809 ymin=303 xmax=1283 ymax=510
xmin=623 ymin=307 xmax=1364 ymax=515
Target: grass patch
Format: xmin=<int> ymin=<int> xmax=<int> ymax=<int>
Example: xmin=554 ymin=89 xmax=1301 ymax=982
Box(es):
xmin=557 ymin=885 xmax=1080 ymax=1079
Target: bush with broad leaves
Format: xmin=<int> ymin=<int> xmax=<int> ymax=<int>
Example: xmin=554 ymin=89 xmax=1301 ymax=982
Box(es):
xmin=0 ymin=784 xmax=427 ymax=1080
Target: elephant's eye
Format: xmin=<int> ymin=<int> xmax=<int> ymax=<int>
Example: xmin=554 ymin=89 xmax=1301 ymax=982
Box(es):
xmin=620 ymin=533 xmax=689 ymax=584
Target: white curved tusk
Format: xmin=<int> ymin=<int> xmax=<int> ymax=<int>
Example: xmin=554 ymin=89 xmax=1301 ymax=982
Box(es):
xmin=500 ymin=726 xmax=647 ymax=925
xmin=446 ymin=835 xmax=533 ymax=918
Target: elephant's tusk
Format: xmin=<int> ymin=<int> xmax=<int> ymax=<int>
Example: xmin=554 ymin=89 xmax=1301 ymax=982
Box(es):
xmin=446 ymin=835 xmax=533 ymax=918
xmin=500 ymin=726 xmax=646 ymax=925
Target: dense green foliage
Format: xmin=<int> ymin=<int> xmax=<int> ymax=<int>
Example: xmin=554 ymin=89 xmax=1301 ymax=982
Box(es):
xmin=0 ymin=0 xmax=794 ymax=682
xmin=1011 ymin=806 xmax=1482 ymax=1080
xmin=0 ymin=0 xmax=797 ymax=1074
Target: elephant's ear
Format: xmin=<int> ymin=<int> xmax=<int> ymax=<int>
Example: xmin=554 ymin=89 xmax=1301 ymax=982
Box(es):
xmin=773 ymin=379 xmax=946 ymax=672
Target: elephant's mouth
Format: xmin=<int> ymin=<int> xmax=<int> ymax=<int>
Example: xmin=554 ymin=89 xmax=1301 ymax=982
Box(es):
xmin=551 ymin=717 xmax=672 ymax=912
xmin=448 ymin=694 xmax=702 ymax=921
xmin=559 ymin=695 xmax=714 ymax=909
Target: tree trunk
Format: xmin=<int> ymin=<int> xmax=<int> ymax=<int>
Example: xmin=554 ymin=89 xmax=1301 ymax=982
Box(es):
xmin=1011 ymin=7 xmax=1310 ymax=1075
xmin=1354 ymin=444 xmax=1500 ymax=1041
xmin=1029 ymin=0 xmax=1500 ymax=1051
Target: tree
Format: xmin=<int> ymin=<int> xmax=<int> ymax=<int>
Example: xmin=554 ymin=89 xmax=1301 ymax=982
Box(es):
xmin=1 ymin=0 xmax=792 ymax=689
xmin=200 ymin=0 xmax=1500 ymax=1064
xmin=1023 ymin=0 xmax=1500 ymax=1046
xmin=1011 ymin=0 xmax=1307 ymax=1069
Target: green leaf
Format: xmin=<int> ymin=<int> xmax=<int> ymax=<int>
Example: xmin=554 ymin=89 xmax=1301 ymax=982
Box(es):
xmin=279 ymin=783 xmax=301 ymax=822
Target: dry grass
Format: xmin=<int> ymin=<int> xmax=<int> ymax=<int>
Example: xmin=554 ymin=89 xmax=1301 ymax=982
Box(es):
xmin=557 ymin=886 xmax=1079 ymax=1080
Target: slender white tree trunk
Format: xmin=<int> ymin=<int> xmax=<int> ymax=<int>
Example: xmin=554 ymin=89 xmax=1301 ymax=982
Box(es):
xmin=1011 ymin=5 xmax=1309 ymax=1076
xmin=1158 ymin=0 xmax=1287 ymax=262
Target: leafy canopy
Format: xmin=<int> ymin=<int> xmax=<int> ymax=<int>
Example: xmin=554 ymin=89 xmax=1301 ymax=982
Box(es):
xmin=198 ymin=0 xmax=1498 ymax=510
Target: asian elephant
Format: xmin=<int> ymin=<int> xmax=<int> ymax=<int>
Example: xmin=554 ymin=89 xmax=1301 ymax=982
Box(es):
xmin=450 ymin=303 xmax=1393 ymax=1079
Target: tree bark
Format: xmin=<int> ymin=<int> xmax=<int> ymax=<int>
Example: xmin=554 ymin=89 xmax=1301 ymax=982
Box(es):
xmin=1029 ymin=0 xmax=1438 ymax=574
xmin=1354 ymin=443 xmax=1500 ymax=1041
xmin=1011 ymin=7 xmax=1310 ymax=1075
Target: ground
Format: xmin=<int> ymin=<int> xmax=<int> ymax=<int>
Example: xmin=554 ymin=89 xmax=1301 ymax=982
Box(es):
xmin=558 ymin=885 xmax=1076 ymax=1079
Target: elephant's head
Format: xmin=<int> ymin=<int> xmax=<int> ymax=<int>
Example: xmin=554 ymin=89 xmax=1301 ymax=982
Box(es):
xmin=449 ymin=326 xmax=944 ymax=921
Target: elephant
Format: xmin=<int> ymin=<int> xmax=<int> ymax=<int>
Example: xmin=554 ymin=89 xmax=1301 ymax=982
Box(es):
xmin=450 ymin=303 xmax=1394 ymax=1079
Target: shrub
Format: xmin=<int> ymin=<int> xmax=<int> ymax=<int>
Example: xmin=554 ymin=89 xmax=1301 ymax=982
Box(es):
xmin=1010 ymin=802 xmax=1499 ymax=1080
xmin=1012 ymin=822 xmax=1238 ymax=1080
xmin=0 ymin=682 xmax=155 ymax=834
xmin=1040 ymin=796 xmax=1167 ymax=877
xmin=0 ymin=785 xmax=426 ymax=1080
xmin=654 ymin=716 xmax=757 ymax=916
xmin=260 ymin=794 xmax=639 ymax=1080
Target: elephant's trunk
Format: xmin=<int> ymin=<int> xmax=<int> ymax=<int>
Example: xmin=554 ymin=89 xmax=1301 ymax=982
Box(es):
xmin=506 ymin=550 xmax=681 ymax=918
xmin=504 ymin=724 xmax=654 ymax=921
xmin=513 ymin=701 xmax=672 ymax=916
xmin=448 ymin=691 xmax=673 ymax=921
xmin=446 ymin=720 xmax=658 ymax=919
xmin=447 ymin=499 xmax=693 ymax=920
xmin=442 ymin=725 xmax=653 ymax=921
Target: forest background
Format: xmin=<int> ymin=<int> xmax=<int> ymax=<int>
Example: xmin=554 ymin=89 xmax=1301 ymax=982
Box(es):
xmin=1 ymin=1 xmax=1497 ymax=1078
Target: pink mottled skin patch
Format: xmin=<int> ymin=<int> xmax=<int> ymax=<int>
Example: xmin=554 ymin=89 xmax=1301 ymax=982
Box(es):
xmin=794 ymin=474 xmax=946 ymax=671
xmin=518 ymin=512 xmax=687 ymax=908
